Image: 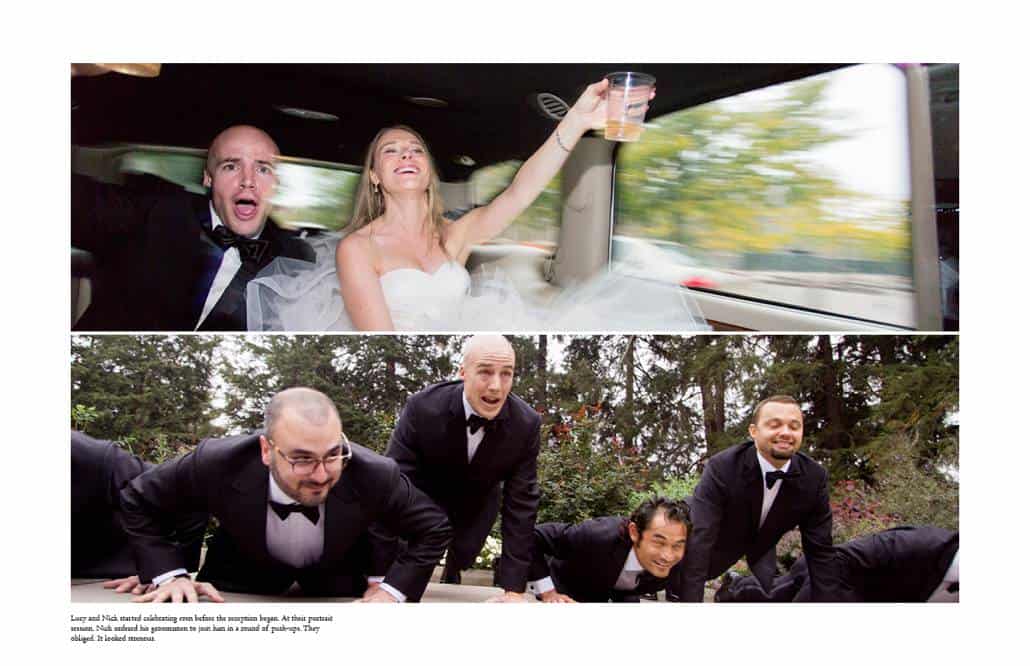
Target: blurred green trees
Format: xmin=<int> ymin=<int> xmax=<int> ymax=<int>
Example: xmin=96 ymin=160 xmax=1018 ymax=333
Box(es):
xmin=616 ymin=71 xmax=910 ymax=267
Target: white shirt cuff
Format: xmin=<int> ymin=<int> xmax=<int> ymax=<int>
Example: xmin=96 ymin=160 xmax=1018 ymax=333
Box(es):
xmin=153 ymin=569 xmax=189 ymax=586
xmin=528 ymin=577 xmax=555 ymax=596
xmin=378 ymin=582 xmax=407 ymax=603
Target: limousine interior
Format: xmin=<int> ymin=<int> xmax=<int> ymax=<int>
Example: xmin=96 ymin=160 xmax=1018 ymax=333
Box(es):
xmin=71 ymin=62 xmax=958 ymax=331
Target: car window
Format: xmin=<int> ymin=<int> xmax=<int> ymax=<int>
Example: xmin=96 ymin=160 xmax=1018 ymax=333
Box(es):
xmin=614 ymin=64 xmax=916 ymax=327
xmin=470 ymin=160 xmax=560 ymax=251
xmin=85 ymin=147 xmax=362 ymax=232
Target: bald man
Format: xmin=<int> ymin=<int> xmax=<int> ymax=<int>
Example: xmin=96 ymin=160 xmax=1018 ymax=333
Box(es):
xmin=376 ymin=335 xmax=542 ymax=602
xmin=120 ymin=387 xmax=451 ymax=602
xmin=72 ymin=124 xmax=314 ymax=331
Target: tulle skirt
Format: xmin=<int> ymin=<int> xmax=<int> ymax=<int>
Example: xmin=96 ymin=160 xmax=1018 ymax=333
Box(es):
xmin=247 ymin=234 xmax=711 ymax=332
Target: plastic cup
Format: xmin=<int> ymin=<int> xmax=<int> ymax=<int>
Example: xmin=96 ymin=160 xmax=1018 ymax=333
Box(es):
xmin=604 ymin=71 xmax=656 ymax=142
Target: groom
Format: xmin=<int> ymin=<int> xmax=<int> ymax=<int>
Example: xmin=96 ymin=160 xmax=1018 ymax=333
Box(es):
xmin=375 ymin=335 xmax=542 ymax=602
xmin=72 ymin=124 xmax=314 ymax=331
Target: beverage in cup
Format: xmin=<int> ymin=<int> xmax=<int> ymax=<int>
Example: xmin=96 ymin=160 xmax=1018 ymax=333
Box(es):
xmin=604 ymin=71 xmax=656 ymax=142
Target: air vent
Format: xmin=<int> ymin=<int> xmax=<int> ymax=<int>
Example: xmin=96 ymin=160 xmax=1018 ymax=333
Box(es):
xmin=535 ymin=92 xmax=569 ymax=120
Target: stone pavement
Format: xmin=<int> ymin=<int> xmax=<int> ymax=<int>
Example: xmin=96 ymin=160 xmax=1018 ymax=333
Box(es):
xmin=71 ymin=567 xmax=701 ymax=602
xmin=72 ymin=568 xmax=519 ymax=603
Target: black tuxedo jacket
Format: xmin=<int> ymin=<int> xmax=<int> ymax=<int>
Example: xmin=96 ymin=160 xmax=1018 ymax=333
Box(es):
xmin=383 ymin=380 xmax=542 ymax=592
xmin=530 ymin=516 xmax=679 ymax=602
xmin=71 ymin=431 xmax=205 ymax=579
xmin=719 ymin=526 xmax=959 ymax=602
xmin=804 ymin=525 xmax=958 ymax=602
xmin=120 ymin=433 xmax=451 ymax=601
xmin=677 ymin=441 xmax=837 ymax=602
xmin=72 ymin=173 xmax=314 ymax=331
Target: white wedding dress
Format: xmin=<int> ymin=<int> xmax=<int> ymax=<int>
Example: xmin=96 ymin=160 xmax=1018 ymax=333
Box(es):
xmin=378 ymin=262 xmax=471 ymax=330
xmin=247 ymin=233 xmax=710 ymax=332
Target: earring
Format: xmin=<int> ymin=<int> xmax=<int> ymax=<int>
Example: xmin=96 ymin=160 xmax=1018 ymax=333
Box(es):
xmin=373 ymin=182 xmax=380 ymax=194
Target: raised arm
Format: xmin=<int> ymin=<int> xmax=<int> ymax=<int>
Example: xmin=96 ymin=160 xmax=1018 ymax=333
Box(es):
xmin=450 ymin=78 xmax=644 ymax=258
xmin=336 ymin=232 xmax=396 ymax=331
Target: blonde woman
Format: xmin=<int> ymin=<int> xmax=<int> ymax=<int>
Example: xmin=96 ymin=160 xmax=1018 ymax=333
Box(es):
xmin=247 ymin=79 xmax=705 ymax=331
xmin=336 ymin=79 xmax=613 ymax=330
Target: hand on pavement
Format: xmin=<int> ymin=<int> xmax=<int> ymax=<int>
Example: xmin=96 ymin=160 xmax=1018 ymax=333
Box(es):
xmin=133 ymin=577 xmax=224 ymax=603
xmin=540 ymin=589 xmax=577 ymax=603
xmin=103 ymin=575 xmax=154 ymax=596
xmin=485 ymin=590 xmax=528 ymax=603
xmin=356 ymin=587 xmax=398 ymax=603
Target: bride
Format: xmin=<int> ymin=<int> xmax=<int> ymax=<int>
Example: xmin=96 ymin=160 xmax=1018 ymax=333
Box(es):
xmin=248 ymin=78 xmax=708 ymax=332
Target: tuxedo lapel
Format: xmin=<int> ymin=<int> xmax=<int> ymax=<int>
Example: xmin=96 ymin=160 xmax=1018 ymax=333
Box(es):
xmin=318 ymin=470 xmax=365 ymax=568
xmin=227 ymin=455 xmax=276 ymax=568
xmin=742 ymin=451 xmax=764 ymax=534
xmin=603 ymin=528 xmax=633 ymax=590
xmin=188 ymin=198 xmax=223 ymax=324
xmin=197 ymin=257 xmax=259 ymax=330
xmin=468 ymin=397 xmax=511 ymax=471
xmin=195 ymin=217 xmax=294 ymax=331
xmin=446 ymin=385 xmax=471 ymax=467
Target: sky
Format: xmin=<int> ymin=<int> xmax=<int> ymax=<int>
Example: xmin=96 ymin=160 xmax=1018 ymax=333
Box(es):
xmin=718 ymin=63 xmax=911 ymax=200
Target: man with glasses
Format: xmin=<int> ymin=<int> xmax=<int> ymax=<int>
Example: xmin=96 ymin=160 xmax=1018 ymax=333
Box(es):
xmin=120 ymin=387 xmax=451 ymax=602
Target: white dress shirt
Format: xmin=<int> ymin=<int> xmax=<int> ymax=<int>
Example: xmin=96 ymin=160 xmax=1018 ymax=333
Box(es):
xmin=530 ymin=547 xmax=644 ymax=596
xmin=926 ymin=549 xmax=960 ymax=602
xmin=154 ymin=472 xmax=323 ymax=586
xmin=266 ymin=477 xmax=405 ymax=602
xmin=756 ymin=448 xmax=791 ymax=530
xmin=462 ymin=392 xmax=487 ymax=462
xmin=265 ymin=475 xmax=324 ymax=569
xmin=156 ymin=473 xmax=406 ymax=601
xmin=194 ymin=203 xmax=251 ymax=330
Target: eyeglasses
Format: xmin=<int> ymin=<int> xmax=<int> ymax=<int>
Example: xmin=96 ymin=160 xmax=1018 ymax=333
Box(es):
xmin=269 ymin=432 xmax=352 ymax=476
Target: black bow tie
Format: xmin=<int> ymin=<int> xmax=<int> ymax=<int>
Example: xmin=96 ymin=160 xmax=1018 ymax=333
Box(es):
xmin=764 ymin=469 xmax=796 ymax=489
xmin=635 ymin=571 xmax=659 ymax=589
xmin=207 ymin=224 xmax=271 ymax=264
xmin=466 ymin=413 xmax=494 ymax=435
xmin=269 ymin=500 xmax=320 ymax=525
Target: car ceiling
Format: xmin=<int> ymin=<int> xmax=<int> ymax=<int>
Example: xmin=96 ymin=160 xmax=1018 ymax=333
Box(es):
xmin=71 ymin=63 xmax=845 ymax=181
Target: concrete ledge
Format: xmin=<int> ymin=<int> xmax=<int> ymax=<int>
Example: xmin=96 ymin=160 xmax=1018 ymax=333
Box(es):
xmin=71 ymin=579 xmax=519 ymax=603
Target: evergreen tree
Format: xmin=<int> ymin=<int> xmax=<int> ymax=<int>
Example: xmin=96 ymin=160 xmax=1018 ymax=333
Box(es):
xmin=70 ymin=335 xmax=219 ymax=460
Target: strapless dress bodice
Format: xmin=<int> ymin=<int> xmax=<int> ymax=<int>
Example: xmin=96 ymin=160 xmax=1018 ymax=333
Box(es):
xmin=378 ymin=262 xmax=471 ymax=330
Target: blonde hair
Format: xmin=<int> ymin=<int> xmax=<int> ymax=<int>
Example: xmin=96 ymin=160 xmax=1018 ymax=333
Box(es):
xmin=346 ymin=125 xmax=448 ymax=255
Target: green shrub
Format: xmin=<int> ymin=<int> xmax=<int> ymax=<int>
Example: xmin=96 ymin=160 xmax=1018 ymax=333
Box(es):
xmin=537 ymin=414 xmax=647 ymax=525
xmin=626 ymin=475 xmax=699 ymax=515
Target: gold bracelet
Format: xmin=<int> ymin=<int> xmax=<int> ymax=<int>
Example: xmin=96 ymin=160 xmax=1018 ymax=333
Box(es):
xmin=555 ymin=127 xmax=572 ymax=153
